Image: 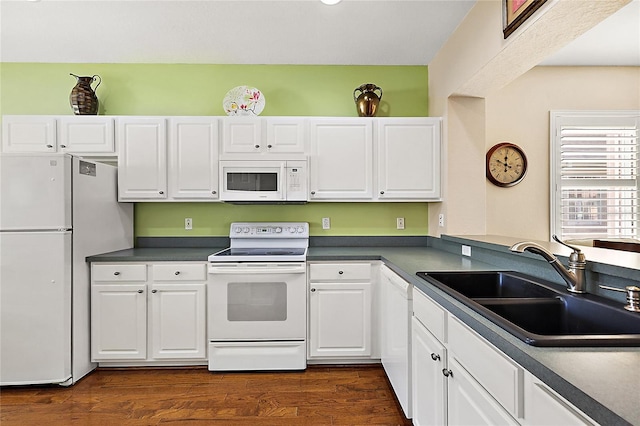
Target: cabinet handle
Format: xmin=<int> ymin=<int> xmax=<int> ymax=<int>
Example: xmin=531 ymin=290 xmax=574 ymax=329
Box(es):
xmin=159 ymin=191 xmax=164 ymax=195
xmin=152 ymin=289 xmax=157 ymax=293
xmin=338 ymin=271 xmax=344 ymax=275
xmin=310 ymin=288 xmax=316 ymax=292
xmin=46 ymin=144 xmax=54 ymax=148
xmin=211 ymin=190 xmax=217 ymax=195
xmin=430 ymin=353 xmax=441 ymax=361
xmin=60 ymin=144 xmax=67 ymax=148
xmin=310 ymin=191 xmax=316 ymax=195
xmin=174 ymin=271 xmax=180 ymax=275
xmin=113 ymin=271 xmax=120 ymax=276
xmin=442 ymin=369 xmax=453 ymax=377
xmin=267 ymin=144 xmax=273 ymax=148
xmin=255 ymin=144 xmax=260 ymax=149
xmin=380 ymin=191 xmax=385 ymax=195
xmin=137 ymin=289 xmax=144 ymax=293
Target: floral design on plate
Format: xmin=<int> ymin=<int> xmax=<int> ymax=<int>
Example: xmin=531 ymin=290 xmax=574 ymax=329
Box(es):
xmin=223 ymin=86 xmax=265 ymax=116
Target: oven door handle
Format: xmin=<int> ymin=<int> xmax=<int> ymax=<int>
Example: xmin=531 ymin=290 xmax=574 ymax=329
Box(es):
xmin=208 ymin=265 xmax=306 ymax=275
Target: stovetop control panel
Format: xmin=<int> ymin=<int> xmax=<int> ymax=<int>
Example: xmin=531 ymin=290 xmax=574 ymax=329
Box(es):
xmin=229 ymin=222 xmax=309 ymax=238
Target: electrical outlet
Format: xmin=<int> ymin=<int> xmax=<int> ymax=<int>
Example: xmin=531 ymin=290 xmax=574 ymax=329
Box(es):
xmin=396 ymin=217 xmax=405 ymax=229
xmin=185 ymin=218 xmax=193 ymax=230
xmin=322 ymin=217 xmax=331 ymax=230
xmin=462 ymin=245 xmax=472 ymax=257
xmin=438 ymin=214 xmax=445 ymax=227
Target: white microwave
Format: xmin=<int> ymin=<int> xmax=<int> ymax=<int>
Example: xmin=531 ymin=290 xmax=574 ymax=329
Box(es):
xmin=219 ymin=160 xmax=308 ymax=203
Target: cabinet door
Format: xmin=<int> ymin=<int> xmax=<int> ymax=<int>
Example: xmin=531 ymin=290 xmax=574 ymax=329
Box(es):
xmin=91 ymin=284 xmax=147 ymax=360
xmin=221 ymin=117 xmax=262 ymax=154
xmin=2 ymin=116 xmax=57 ymax=153
xmin=524 ymin=373 xmax=595 ymax=426
xmin=117 ymin=117 xmax=167 ymax=200
xmin=58 ymin=116 xmax=115 ymax=154
xmin=411 ymin=317 xmax=447 ymax=426
xmin=309 ymin=282 xmax=372 ymax=357
xmin=265 ymin=117 xmax=306 ymax=153
xmin=309 ymin=118 xmax=373 ymax=200
xmin=169 ymin=117 xmax=219 ymax=200
xmin=447 ymin=356 xmax=519 ymax=426
xmin=149 ymin=283 xmax=206 ymax=359
xmin=377 ymin=118 xmax=441 ymax=200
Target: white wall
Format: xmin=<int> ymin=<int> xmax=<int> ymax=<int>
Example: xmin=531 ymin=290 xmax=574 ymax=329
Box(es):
xmin=428 ymin=0 xmax=632 ymax=238
xmin=485 ymin=66 xmax=640 ymax=240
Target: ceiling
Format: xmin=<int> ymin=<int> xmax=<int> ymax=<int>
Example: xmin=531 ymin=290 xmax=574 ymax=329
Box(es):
xmin=0 ymin=0 xmax=638 ymax=66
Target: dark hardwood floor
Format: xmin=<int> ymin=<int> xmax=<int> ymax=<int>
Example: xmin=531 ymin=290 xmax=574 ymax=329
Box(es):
xmin=0 ymin=365 xmax=412 ymax=425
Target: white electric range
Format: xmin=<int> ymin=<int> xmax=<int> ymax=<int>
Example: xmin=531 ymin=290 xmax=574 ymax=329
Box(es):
xmin=207 ymin=222 xmax=309 ymax=371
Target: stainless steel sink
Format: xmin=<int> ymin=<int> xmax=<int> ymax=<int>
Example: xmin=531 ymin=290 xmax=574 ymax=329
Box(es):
xmin=416 ymin=271 xmax=640 ymax=347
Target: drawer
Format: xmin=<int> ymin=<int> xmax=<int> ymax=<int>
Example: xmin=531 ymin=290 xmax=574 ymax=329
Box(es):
xmin=152 ymin=263 xmax=206 ymax=281
xmin=413 ymin=288 xmax=447 ymax=343
xmin=92 ymin=264 xmax=147 ymax=282
xmin=448 ymin=314 xmax=523 ymax=418
xmin=309 ymin=263 xmax=371 ymax=281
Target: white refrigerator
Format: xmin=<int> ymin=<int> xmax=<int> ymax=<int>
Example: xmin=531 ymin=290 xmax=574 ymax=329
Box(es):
xmin=0 ymin=153 xmax=133 ymax=386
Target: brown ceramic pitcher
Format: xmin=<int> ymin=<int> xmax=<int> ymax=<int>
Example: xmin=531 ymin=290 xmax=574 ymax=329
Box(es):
xmin=69 ymin=74 xmax=101 ymax=115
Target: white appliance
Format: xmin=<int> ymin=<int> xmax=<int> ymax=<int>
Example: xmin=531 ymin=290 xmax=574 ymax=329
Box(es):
xmin=207 ymin=222 xmax=308 ymax=371
xmin=219 ymin=160 xmax=308 ymax=202
xmin=380 ymin=264 xmax=413 ymax=418
xmin=0 ymin=153 xmax=133 ymax=386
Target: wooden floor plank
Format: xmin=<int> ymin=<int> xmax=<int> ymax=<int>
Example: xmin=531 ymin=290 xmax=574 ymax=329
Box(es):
xmin=0 ymin=365 xmax=411 ymax=425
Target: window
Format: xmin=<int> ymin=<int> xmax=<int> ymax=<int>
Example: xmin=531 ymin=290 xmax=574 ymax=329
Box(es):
xmin=551 ymin=111 xmax=639 ymax=241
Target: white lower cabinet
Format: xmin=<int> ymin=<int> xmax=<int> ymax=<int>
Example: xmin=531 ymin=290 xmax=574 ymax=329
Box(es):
xmin=411 ymin=287 xmax=597 ymax=426
xmin=524 ymin=373 xmax=596 ymax=425
xmin=308 ymin=262 xmax=375 ymax=360
xmin=91 ymin=262 xmax=207 ymax=365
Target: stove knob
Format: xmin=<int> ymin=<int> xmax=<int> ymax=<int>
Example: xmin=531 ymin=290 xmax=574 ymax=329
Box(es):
xmin=243 ymin=227 xmax=250 ymax=233
xmin=275 ymin=227 xmax=282 ymax=233
xmin=234 ymin=227 xmax=242 ymax=234
xmin=288 ymin=227 xmax=296 ymax=233
xmin=297 ymin=226 xmax=304 ymax=233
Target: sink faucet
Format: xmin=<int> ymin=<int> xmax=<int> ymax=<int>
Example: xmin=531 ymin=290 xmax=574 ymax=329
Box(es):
xmin=509 ymin=235 xmax=587 ymax=294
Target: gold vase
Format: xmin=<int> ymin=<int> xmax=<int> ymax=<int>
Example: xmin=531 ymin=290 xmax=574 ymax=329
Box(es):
xmin=353 ymin=83 xmax=383 ymax=117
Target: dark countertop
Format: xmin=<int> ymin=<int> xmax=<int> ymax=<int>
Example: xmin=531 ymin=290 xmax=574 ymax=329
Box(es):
xmin=87 ymin=244 xmax=639 ymax=425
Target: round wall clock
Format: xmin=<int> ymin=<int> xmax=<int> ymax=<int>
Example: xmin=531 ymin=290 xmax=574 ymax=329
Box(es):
xmin=486 ymin=142 xmax=528 ymax=187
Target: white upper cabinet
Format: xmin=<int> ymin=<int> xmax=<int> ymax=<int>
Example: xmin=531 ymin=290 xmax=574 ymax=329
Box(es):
xmin=221 ymin=117 xmax=262 ymax=154
xmin=265 ymin=117 xmax=306 ymax=154
xmin=58 ymin=116 xmax=115 ymax=154
xmin=309 ymin=118 xmax=374 ymax=200
xmin=168 ymin=117 xmax=219 ymax=200
xmin=117 ymin=117 xmax=168 ymax=201
xmin=221 ymin=117 xmax=306 ymax=156
xmin=2 ymin=115 xmax=115 ymax=155
xmin=377 ymin=118 xmax=441 ymax=200
xmin=2 ymin=116 xmax=57 ymax=153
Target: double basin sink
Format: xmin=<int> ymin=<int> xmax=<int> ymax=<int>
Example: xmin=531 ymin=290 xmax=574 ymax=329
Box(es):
xmin=416 ymin=271 xmax=640 ymax=346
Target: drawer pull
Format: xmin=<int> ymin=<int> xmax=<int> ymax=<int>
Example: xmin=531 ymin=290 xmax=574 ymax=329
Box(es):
xmin=431 ymin=353 xmax=441 ymax=361
xmin=113 ymin=271 xmax=120 ymax=276
xmin=137 ymin=289 xmax=143 ymax=294
xmin=310 ymin=288 xmax=316 ymax=292
xmin=152 ymin=289 xmax=157 ymax=293
xmin=442 ymin=368 xmax=453 ymax=378
xmin=174 ymin=271 xmax=180 ymax=275
xmin=255 ymin=144 xmax=260 ymax=149
xmin=338 ymin=271 xmax=344 ymax=275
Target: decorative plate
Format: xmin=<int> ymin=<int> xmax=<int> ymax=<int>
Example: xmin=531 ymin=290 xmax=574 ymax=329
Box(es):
xmin=223 ymin=86 xmax=265 ymax=116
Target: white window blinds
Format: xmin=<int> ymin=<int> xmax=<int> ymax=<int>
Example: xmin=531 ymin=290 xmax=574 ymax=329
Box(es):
xmin=551 ymin=112 xmax=639 ymax=241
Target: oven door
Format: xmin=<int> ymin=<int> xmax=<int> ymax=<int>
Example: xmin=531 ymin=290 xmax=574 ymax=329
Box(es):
xmin=219 ymin=161 xmax=285 ymax=201
xmin=207 ymin=262 xmax=306 ymax=340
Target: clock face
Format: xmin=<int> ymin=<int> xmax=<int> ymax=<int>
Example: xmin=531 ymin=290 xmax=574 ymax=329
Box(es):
xmin=486 ymin=143 xmax=528 ymax=187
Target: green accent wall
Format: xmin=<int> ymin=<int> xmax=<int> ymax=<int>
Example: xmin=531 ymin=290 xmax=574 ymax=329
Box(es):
xmin=1 ymin=63 xmax=432 ymax=237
